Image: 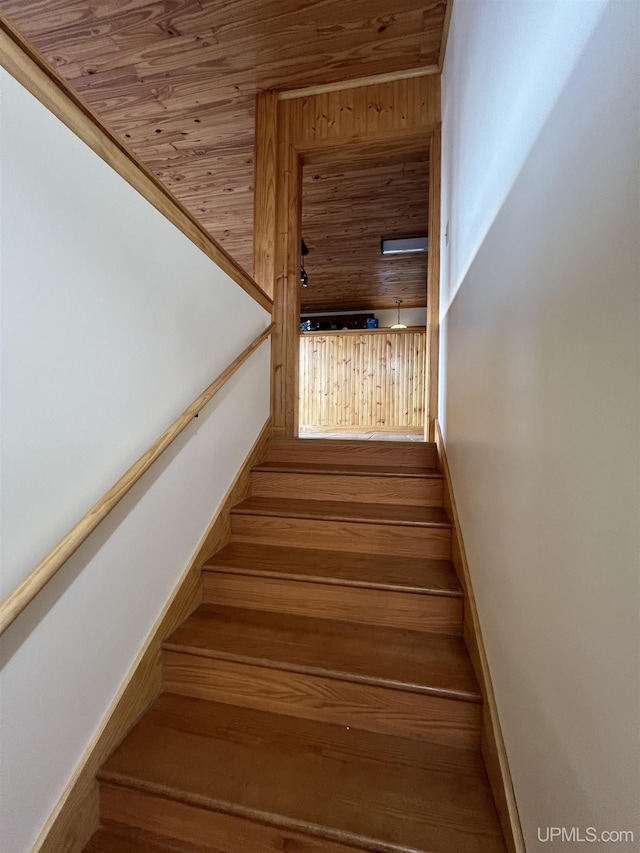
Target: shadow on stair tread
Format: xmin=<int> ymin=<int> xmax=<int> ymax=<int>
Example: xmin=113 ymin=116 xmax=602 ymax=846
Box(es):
xmin=97 ymin=695 xmax=506 ymax=853
xmin=253 ymin=460 xmax=444 ymax=478
xmin=163 ymin=604 xmax=480 ymax=700
xmin=84 ymin=822 xmax=195 ymax=853
xmin=204 ymin=542 xmax=463 ymax=596
xmin=230 ymin=496 xmax=451 ymax=527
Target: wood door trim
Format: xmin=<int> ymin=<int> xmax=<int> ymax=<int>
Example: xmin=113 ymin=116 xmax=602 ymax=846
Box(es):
xmin=278 ymin=66 xmax=440 ymax=101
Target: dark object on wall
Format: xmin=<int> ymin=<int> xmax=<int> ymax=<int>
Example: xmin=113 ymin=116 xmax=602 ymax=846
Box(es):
xmin=300 ymin=312 xmax=375 ymax=331
xmin=300 ymin=239 xmax=309 ymax=288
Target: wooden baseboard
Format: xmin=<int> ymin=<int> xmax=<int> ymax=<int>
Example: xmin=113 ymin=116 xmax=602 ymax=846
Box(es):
xmin=32 ymin=416 xmax=272 ymax=853
xmin=434 ymin=421 xmax=525 ymax=853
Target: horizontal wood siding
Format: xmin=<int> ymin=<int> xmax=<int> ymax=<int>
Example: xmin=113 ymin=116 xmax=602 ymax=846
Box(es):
xmin=299 ymin=329 xmax=425 ymax=429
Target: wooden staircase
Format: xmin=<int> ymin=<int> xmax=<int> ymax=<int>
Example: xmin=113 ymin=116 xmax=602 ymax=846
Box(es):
xmin=84 ymin=439 xmax=507 ymax=853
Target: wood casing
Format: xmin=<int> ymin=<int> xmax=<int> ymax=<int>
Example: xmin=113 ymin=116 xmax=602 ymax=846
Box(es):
xmin=254 ymin=75 xmax=442 ymax=438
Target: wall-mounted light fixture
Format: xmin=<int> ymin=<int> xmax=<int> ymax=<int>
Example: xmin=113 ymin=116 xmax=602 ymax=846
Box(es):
xmin=381 ymin=236 xmax=428 ymax=255
xmin=391 ymin=299 xmax=407 ymax=329
xmin=300 ymin=238 xmax=309 ymax=288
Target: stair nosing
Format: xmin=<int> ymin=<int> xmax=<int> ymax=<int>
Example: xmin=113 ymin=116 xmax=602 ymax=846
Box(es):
xmin=161 ymin=642 xmax=481 ymax=704
xmin=230 ymin=502 xmax=452 ymax=529
xmin=98 ymin=775 xmax=434 ymax=853
xmin=254 ymin=463 xmax=444 ymax=479
xmin=202 ymin=562 xmax=464 ymax=598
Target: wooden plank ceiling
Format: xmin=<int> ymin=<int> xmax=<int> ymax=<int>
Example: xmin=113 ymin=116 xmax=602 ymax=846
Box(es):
xmin=0 ymin=0 xmax=447 ymax=276
xmin=301 ymin=150 xmax=429 ymax=313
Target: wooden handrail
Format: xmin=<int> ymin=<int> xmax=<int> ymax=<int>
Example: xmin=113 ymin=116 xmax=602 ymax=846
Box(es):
xmin=0 ymin=324 xmax=275 ymax=636
xmin=0 ymin=15 xmax=273 ymax=313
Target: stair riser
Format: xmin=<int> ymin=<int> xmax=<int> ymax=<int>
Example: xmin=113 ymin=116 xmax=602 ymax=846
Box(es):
xmin=264 ymin=441 xmax=438 ymax=469
xmin=251 ymin=471 xmax=444 ymax=506
xmin=99 ymin=785 xmax=385 ymax=853
xmin=203 ymin=572 xmax=463 ymax=634
xmin=163 ymin=652 xmax=480 ymax=750
xmin=230 ymin=515 xmax=451 ymax=559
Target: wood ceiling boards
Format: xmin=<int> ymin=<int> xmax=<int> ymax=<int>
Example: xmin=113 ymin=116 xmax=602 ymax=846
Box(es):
xmin=301 ymin=149 xmax=429 ymax=313
xmin=0 ymin=0 xmax=447 ymax=276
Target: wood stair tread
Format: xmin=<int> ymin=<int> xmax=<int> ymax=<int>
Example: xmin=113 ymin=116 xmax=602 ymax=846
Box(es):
xmin=254 ymin=460 xmax=443 ymax=478
xmin=99 ymin=695 xmax=506 ymax=853
xmin=164 ymin=604 xmax=479 ymax=701
xmin=231 ymin=497 xmax=451 ymax=528
xmin=204 ymin=542 xmax=462 ymax=596
xmin=85 ymin=823 xmax=193 ymax=853
xmin=264 ymin=439 xmax=438 ymax=469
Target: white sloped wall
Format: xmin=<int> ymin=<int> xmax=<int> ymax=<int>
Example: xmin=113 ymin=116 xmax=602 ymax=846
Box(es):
xmin=0 ymin=68 xmax=271 ymax=852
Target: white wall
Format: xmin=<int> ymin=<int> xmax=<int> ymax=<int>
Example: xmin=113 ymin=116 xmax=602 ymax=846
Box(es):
xmin=0 ymin=68 xmax=270 ymax=598
xmin=440 ymin=2 xmax=639 ymax=850
xmin=0 ymin=69 xmax=271 ymax=852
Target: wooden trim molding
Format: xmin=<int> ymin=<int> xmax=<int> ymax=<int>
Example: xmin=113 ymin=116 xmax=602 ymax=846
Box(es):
xmin=278 ymin=66 xmax=440 ymax=100
xmin=439 ymin=0 xmax=455 ymax=70
xmin=253 ymin=91 xmax=279 ymax=298
xmin=0 ymin=14 xmax=272 ymax=314
xmin=32 ymin=416 xmax=273 ymax=853
xmin=425 ymin=125 xmax=442 ymax=441
xmin=434 ymin=421 xmax=525 ymax=853
xmin=0 ymin=325 xmax=275 ymax=637
xmin=255 ymin=76 xmax=441 ymax=438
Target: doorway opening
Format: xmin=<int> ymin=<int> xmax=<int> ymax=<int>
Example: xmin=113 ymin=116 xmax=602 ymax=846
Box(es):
xmin=298 ymin=148 xmax=430 ymax=441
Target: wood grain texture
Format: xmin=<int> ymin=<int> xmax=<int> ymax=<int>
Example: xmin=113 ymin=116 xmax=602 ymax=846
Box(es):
xmin=293 ymin=76 xmax=441 ymax=149
xmin=0 ymin=1 xmax=448 ymax=276
xmin=301 ymin=151 xmax=428 ymax=312
xmin=425 ymin=125 xmax=441 ymax=439
xmin=435 ymin=421 xmax=525 ymax=853
xmin=92 ymin=803 xmax=365 ymax=853
xmin=203 ymin=571 xmax=462 ymax=634
xmin=204 ymin=541 xmax=462 ymax=595
xmin=264 ymin=76 xmax=440 ymax=436
xmin=251 ymin=468 xmax=443 ymax=506
xmin=279 ymin=66 xmax=439 ymax=100
xmin=163 ymin=604 xmax=476 ymax=696
xmin=32 ymin=415 xmax=272 ymax=853
xmin=0 ymin=15 xmax=272 ymax=312
xmin=0 ymin=324 xmax=274 ymax=636
xmin=264 ymin=437 xmax=438 ymax=467
xmin=299 ymin=329 xmax=426 ymax=428
xmin=231 ymin=495 xmax=450 ymax=527
xmin=253 ymin=90 xmax=279 ymax=296
xmin=99 ymin=696 xmax=503 ymax=852
xmin=231 ymin=512 xmax=451 ymax=558
xmin=163 ymin=653 xmax=480 ymax=748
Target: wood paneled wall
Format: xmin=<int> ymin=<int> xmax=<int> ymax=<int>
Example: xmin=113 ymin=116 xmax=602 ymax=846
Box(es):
xmin=256 ymin=73 xmax=441 ymax=437
xmin=299 ymin=329 xmax=425 ymax=429
xmin=0 ymin=0 xmax=448 ymax=276
xmin=285 ymin=75 xmax=440 ymax=151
